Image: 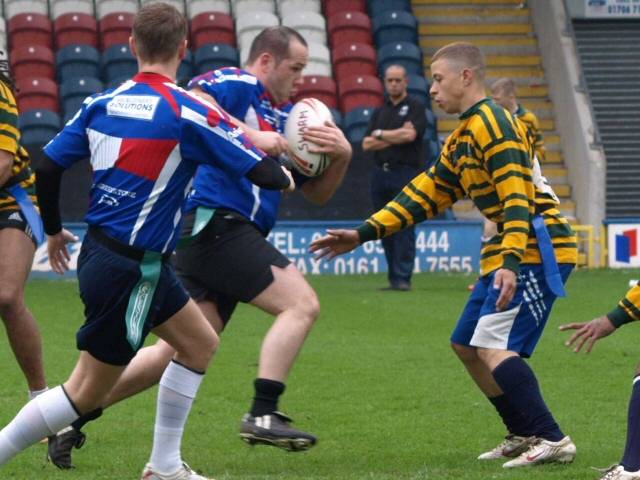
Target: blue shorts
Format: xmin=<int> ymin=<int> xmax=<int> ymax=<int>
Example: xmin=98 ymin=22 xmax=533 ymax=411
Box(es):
xmin=450 ymin=264 xmax=573 ymax=358
xmin=76 ymin=230 xmax=189 ymax=366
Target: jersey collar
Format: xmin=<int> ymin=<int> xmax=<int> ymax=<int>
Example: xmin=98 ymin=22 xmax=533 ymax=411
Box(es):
xmin=459 ymin=97 xmax=491 ymax=119
xmin=133 ymin=72 xmax=175 ymax=84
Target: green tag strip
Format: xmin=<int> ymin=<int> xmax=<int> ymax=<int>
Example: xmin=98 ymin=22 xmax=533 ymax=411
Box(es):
xmin=124 ymin=251 xmax=163 ymax=350
xmin=176 ymin=206 xmax=215 ymax=249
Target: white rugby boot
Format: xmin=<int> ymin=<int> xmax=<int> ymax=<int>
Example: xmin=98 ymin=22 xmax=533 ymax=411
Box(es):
xmin=141 ymin=462 xmax=214 ymax=480
xmin=502 ymin=435 xmax=576 ymax=468
xmin=597 ymin=465 xmax=640 ymax=479
xmin=477 ymin=434 xmax=535 ymax=460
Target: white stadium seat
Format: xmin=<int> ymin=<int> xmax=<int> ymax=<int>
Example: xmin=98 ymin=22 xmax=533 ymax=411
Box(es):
xmin=281 ymin=11 xmax=327 ymax=45
xmin=0 ymin=18 xmax=6 ymax=51
xmin=231 ymin=0 xmax=275 ymax=17
xmin=186 ymin=0 xmax=230 ymax=19
xmin=278 ymin=0 xmax=320 ymax=16
xmin=5 ymin=0 xmax=48 ymax=19
xmin=96 ymin=0 xmax=139 ymax=19
xmin=50 ymin=0 xmax=95 ymax=19
xmin=305 ymin=41 xmax=331 ymax=76
xmin=236 ymin=11 xmax=279 ymax=52
xmin=140 ymin=0 xmax=185 ymax=14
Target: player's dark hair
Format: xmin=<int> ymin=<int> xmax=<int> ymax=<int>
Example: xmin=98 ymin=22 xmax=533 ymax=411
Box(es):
xmin=432 ymin=42 xmax=486 ymax=81
xmin=247 ymin=26 xmax=308 ymax=65
xmin=132 ymin=2 xmax=187 ymax=64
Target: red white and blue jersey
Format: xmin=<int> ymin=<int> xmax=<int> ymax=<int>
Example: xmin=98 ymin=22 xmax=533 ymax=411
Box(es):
xmin=44 ymin=72 xmax=264 ymax=253
xmin=187 ymin=67 xmax=305 ymax=234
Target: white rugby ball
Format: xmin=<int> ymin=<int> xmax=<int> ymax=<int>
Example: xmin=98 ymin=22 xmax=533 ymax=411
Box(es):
xmin=284 ymin=98 xmax=333 ymax=177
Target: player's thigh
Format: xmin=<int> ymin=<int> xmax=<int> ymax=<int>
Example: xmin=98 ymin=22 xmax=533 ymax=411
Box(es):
xmin=0 ymin=218 xmax=36 ymax=299
xmin=250 ymin=263 xmax=319 ymax=317
xmin=451 ymin=276 xmax=491 ymax=347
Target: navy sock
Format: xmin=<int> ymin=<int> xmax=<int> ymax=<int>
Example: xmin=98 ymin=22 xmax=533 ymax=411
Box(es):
xmin=71 ymin=407 xmax=103 ymax=431
xmin=492 ymin=356 xmax=564 ymax=441
xmin=621 ymin=375 xmax=640 ymax=471
xmin=488 ymin=394 xmax=530 ymax=436
xmin=250 ymin=378 xmax=285 ymax=417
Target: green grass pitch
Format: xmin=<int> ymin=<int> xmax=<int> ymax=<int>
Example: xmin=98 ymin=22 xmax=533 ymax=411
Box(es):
xmin=1 ymin=269 xmax=639 ymax=479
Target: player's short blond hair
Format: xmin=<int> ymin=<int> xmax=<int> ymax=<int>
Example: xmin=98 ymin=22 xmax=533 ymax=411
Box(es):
xmin=491 ymin=77 xmax=517 ymax=97
xmin=431 ymin=42 xmax=485 ymax=81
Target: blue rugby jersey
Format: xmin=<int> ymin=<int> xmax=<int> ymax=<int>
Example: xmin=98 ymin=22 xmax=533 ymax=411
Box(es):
xmin=187 ymin=67 xmax=306 ymax=234
xmin=44 ymin=72 xmax=264 ymax=253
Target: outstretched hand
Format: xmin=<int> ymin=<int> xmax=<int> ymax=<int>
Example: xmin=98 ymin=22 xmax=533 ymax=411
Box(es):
xmin=309 ymin=229 xmax=360 ymax=260
xmin=559 ymin=316 xmax=616 ymax=353
xmin=47 ymin=228 xmax=80 ymax=275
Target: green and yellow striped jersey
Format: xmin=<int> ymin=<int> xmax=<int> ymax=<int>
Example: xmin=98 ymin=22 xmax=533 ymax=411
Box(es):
xmin=357 ymin=98 xmax=577 ymax=276
xmin=515 ymin=104 xmax=545 ymax=163
xmin=608 ymin=284 xmax=640 ymax=327
xmin=0 ymin=79 xmax=36 ymax=212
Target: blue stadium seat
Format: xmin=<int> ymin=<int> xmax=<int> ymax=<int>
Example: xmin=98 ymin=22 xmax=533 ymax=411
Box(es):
xmin=407 ymin=74 xmax=429 ymax=107
xmin=344 ymin=106 xmax=375 ymax=144
xmin=329 ymin=108 xmax=343 ymax=130
xmin=56 ymin=44 xmax=100 ymax=82
xmin=372 ymin=10 xmax=417 ymax=47
xmin=102 ymin=44 xmax=137 ymax=83
xmin=107 ymin=76 xmax=131 ymax=89
xmin=18 ymin=109 xmax=61 ymax=146
xmin=367 ymin=0 xmax=411 ymax=14
xmin=194 ymin=44 xmax=238 ymax=74
xmin=424 ymin=107 xmax=438 ymax=141
xmin=60 ymin=77 xmax=103 ymax=122
xmin=423 ymin=137 xmax=441 ymax=169
xmin=177 ymin=49 xmax=194 ymax=87
xmin=377 ymin=42 xmax=423 ymax=76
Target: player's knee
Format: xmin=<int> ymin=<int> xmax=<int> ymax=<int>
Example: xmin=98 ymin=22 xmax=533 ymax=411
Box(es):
xmin=0 ymin=284 xmax=23 ymax=316
xmin=295 ymin=288 xmax=320 ymax=322
xmin=451 ymin=342 xmax=476 ymax=363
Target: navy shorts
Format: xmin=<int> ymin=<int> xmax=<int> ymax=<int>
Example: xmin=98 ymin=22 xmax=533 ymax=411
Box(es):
xmin=0 ymin=208 xmax=37 ymax=246
xmin=76 ymin=230 xmax=189 ymax=366
xmin=451 ymin=263 xmax=573 ymax=358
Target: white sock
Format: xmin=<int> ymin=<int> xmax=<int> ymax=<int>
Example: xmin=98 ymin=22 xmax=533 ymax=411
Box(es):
xmin=28 ymin=387 xmax=49 ymax=401
xmin=0 ymin=386 xmax=79 ymax=465
xmin=149 ymin=361 xmax=204 ymax=474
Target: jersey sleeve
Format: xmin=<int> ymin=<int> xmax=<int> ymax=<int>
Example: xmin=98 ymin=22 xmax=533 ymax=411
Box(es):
xmin=608 ymin=284 xmax=640 ymax=327
xmin=43 ymin=103 xmax=91 ymax=169
xmin=0 ymin=82 xmax=20 ymax=155
xmin=189 ymin=70 xmax=254 ymax=118
xmin=180 ymin=102 xmax=264 ymax=177
xmin=356 ymin=153 xmax=462 ymax=242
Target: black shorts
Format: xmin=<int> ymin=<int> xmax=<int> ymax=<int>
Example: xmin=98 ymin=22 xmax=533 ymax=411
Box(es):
xmin=173 ymin=209 xmax=290 ymax=325
xmin=0 ymin=209 xmax=37 ymax=246
xmin=76 ymin=230 xmax=190 ymax=366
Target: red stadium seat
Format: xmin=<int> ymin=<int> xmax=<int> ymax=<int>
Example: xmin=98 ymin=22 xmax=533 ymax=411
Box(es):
xmin=16 ymin=77 xmax=59 ymax=113
xmin=55 ymin=13 xmax=98 ymax=49
xmin=190 ymin=12 xmax=235 ymax=50
xmin=324 ymin=0 xmax=366 ymax=18
xmin=332 ymin=43 xmax=377 ymax=83
xmin=10 ymin=45 xmax=55 ymax=81
xmin=99 ymin=12 xmax=134 ymax=50
xmin=338 ymin=75 xmax=384 ymax=112
xmin=293 ymin=76 xmax=337 ymax=109
xmin=328 ymin=11 xmax=372 ymax=48
xmin=8 ymin=13 xmax=53 ymax=49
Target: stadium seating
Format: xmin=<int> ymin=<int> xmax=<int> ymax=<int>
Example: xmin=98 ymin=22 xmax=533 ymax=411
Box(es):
xmin=367 ymin=0 xmax=412 ymax=14
xmin=190 ymin=12 xmax=235 ymax=49
xmin=51 ymin=0 xmax=95 ymax=19
xmin=0 ymin=19 xmax=6 ymax=51
xmin=407 ymin=74 xmax=430 ymax=107
xmin=424 ymin=108 xmax=437 ymax=141
xmin=16 ymin=77 xmax=58 ymax=112
xmin=332 ymin=43 xmax=377 ymax=83
xmin=281 ymin=11 xmax=327 ymax=45
xmin=232 ymin=0 xmax=275 ymax=17
xmin=186 ymin=0 xmax=231 ymax=19
xmin=423 ymin=138 xmax=440 ymax=169
xmin=328 ymin=11 xmax=372 ymax=48
xmin=10 ymin=45 xmax=55 ymax=81
xmin=329 ymin=107 xmax=342 ymax=129
xmin=194 ymin=44 xmax=238 ymax=74
xmin=324 ymin=0 xmax=366 ymax=18
xmin=344 ymin=106 xmax=374 ymax=143
xmin=338 ymin=75 xmax=383 ymax=112
xmin=57 ymin=44 xmax=101 ymax=82
xmin=140 ymin=0 xmax=185 ymax=14
xmin=293 ymin=75 xmax=337 ymax=109
xmin=278 ymin=0 xmax=320 ymax=16
xmin=99 ymin=12 xmax=134 ymax=50
xmin=177 ymin=49 xmax=194 ymax=86
xmin=107 ymin=75 xmax=131 ymax=88
xmin=102 ymin=44 xmax=136 ymax=83
xmin=55 ymin=13 xmax=98 ymax=49
xmin=60 ymin=76 xmax=102 ymax=121
xmin=377 ymin=41 xmax=423 ymax=76
xmin=372 ymin=10 xmax=417 ymax=46
xmin=236 ymin=11 xmax=279 ymax=51
xmin=5 ymin=0 xmax=48 ymax=19
xmin=305 ymin=42 xmax=331 ymax=76
xmin=8 ymin=13 xmax=52 ymax=50
xmin=95 ymin=0 xmax=138 ymax=19
xmin=18 ymin=109 xmax=61 ymax=146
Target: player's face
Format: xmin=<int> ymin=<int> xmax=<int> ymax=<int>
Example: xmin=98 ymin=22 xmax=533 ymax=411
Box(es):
xmin=269 ymin=40 xmax=308 ymax=104
xmin=384 ymin=67 xmax=408 ymax=99
xmin=429 ymin=59 xmax=465 ymax=114
xmin=491 ymin=88 xmax=507 ymax=108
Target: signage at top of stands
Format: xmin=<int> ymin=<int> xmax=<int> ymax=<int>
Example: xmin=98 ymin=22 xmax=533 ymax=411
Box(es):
xmin=586 ymin=0 xmax=640 ymax=17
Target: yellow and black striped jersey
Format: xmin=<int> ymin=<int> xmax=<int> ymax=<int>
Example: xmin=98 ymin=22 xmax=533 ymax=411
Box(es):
xmin=515 ymin=104 xmax=545 ymax=163
xmin=0 ymin=79 xmax=36 ymax=212
xmin=357 ymin=98 xmax=577 ymax=276
xmin=608 ymin=284 xmax=640 ymax=327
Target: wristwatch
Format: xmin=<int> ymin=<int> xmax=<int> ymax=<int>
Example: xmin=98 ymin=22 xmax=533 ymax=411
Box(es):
xmin=373 ymin=129 xmax=383 ymax=140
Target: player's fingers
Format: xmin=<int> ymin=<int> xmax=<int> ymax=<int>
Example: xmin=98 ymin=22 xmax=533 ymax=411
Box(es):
xmin=574 ymin=331 xmax=591 ymax=353
xmin=559 ymin=322 xmax=583 ymax=331
xmin=585 ymin=336 xmax=598 ymax=354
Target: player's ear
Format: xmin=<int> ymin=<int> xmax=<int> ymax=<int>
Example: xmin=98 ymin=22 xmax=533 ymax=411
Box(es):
xmin=129 ymin=36 xmax=137 ymax=58
xmin=178 ymin=39 xmax=187 ymax=61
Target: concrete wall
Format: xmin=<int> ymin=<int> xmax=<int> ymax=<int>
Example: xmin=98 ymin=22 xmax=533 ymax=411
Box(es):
xmin=529 ymin=0 xmax=606 ymax=237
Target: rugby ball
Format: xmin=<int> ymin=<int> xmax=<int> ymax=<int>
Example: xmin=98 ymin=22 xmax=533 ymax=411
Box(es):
xmin=284 ymin=98 xmax=333 ymax=177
